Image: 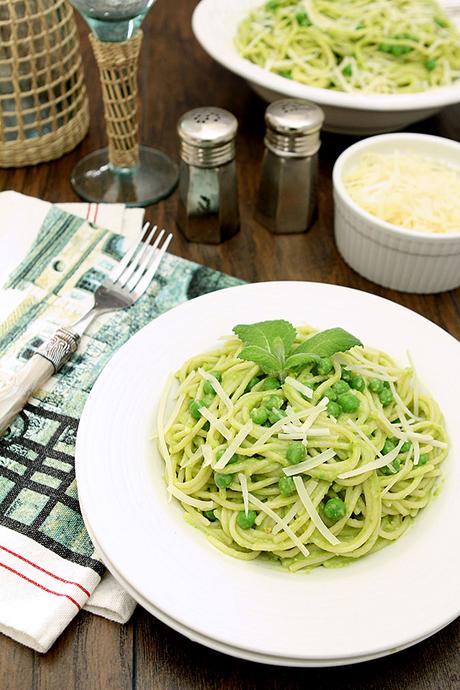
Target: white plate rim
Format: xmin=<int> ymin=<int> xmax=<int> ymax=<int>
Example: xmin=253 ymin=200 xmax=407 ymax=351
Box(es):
xmin=76 ymin=281 xmax=460 ymax=662
xmin=82 ymin=505 xmax=457 ymax=667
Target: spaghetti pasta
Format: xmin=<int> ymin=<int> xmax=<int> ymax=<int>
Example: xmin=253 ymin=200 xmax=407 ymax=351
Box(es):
xmin=157 ymin=324 xmax=448 ymax=571
xmin=235 ymin=0 xmax=460 ymax=94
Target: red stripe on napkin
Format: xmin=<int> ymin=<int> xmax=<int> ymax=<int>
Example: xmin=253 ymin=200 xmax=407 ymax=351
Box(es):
xmin=0 ymin=545 xmax=90 ymax=597
xmin=0 ymin=561 xmax=81 ymax=610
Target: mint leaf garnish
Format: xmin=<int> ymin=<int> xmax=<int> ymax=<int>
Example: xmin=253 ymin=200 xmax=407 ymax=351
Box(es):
xmin=289 ymin=328 xmax=362 ymax=359
xmin=233 ymin=320 xmax=296 ymax=378
xmin=233 ymin=321 xmax=362 ymax=382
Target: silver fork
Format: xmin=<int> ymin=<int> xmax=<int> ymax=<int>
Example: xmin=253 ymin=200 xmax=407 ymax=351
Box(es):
xmin=0 ymin=223 xmax=172 ymax=435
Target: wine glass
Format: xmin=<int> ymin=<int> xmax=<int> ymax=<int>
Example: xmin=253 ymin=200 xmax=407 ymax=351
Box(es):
xmin=69 ymin=0 xmax=178 ymax=207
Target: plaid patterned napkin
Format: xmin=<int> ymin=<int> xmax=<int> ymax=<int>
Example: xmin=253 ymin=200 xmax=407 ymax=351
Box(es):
xmin=0 ymin=192 xmax=241 ymax=652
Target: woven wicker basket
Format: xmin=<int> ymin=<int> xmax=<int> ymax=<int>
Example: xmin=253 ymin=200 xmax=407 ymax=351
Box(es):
xmin=0 ymin=0 xmax=89 ymax=167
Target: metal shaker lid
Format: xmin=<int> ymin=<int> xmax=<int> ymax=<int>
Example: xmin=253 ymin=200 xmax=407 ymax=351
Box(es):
xmin=264 ymin=99 xmax=324 ymax=157
xmin=178 ymin=107 xmax=238 ymax=166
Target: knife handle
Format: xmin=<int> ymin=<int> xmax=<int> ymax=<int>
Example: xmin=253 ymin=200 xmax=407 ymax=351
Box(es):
xmin=0 ymin=328 xmax=80 ymax=436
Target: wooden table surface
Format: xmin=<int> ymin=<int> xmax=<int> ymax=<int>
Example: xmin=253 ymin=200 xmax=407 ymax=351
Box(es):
xmin=1 ymin=1 xmax=460 ymax=688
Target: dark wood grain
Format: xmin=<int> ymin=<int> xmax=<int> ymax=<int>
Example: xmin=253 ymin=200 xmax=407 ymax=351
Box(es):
xmin=1 ymin=0 xmax=460 ymax=687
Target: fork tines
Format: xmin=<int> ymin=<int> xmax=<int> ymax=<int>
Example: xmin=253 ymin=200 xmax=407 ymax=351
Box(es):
xmin=111 ymin=222 xmax=173 ymax=299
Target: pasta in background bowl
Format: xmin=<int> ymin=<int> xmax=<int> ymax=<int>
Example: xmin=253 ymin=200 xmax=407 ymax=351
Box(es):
xmin=192 ymin=0 xmax=460 ymax=134
xmin=76 ymin=282 xmax=460 ymax=665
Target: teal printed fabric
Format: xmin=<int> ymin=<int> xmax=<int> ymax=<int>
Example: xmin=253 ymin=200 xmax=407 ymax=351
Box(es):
xmin=0 ymin=207 xmax=242 ymax=574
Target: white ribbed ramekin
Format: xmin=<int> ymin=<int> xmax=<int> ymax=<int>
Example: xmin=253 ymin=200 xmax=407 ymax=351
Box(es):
xmin=333 ymin=133 xmax=460 ymax=293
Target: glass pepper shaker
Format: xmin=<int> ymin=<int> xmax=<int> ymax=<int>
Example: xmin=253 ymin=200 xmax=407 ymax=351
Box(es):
xmin=176 ymin=107 xmax=240 ymax=244
xmin=255 ymin=99 xmax=324 ymax=234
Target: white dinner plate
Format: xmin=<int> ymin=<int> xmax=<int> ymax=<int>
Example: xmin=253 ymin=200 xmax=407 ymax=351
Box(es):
xmin=76 ymin=282 xmax=460 ymax=665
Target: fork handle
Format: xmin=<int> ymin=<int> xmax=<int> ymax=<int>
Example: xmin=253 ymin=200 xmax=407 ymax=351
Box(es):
xmin=0 ymin=328 xmax=80 ymax=436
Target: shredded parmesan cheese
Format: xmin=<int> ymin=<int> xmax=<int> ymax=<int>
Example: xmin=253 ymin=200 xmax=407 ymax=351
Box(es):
xmin=344 ymin=151 xmax=460 ymax=234
xmin=248 ymin=493 xmax=310 ymax=557
xmin=338 ymin=439 xmax=405 ymax=479
xmin=202 ymin=445 xmax=214 ymax=467
xmin=284 ymin=376 xmax=313 ymax=399
xmin=283 ymin=449 xmax=336 ymax=476
xmin=293 ymin=477 xmax=340 ymax=546
xmin=272 ymin=499 xmax=302 ymax=535
xmin=213 ymin=422 xmax=253 ymax=470
xmin=180 ymin=445 xmax=203 ymax=469
xmin=198 ymin=368 xmax=233 ymax=413
xmin=200 ymin=407 xmax=232 ymax=440
xmin=238 ymin=473 xmax=249 ymax=516
xmin=164 ymin=393 xmax=185 ymax=434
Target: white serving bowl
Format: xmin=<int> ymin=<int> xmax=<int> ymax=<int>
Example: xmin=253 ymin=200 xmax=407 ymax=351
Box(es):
xmin=192 ymin=0 xmax=460 ymax=135
xmin=333 ymin=133 xmax=460 ymax=293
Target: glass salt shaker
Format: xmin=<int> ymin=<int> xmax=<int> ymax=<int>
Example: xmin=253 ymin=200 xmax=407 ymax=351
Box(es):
xmin=176 ymin=107 xmax=240 ymax=244
xmin=255 ymin=99 xmax=324 ymax=234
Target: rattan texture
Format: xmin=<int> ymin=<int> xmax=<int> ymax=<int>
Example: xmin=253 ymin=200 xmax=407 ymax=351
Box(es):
xmin=0 ymin=0 xmax=89 ymax=168
xmin=90 ymin=31 xmax=142 ymax=169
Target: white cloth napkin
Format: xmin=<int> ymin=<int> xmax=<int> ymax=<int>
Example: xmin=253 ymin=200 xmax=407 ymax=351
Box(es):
xmin=0 ymin=191 xmax=140 ymax=652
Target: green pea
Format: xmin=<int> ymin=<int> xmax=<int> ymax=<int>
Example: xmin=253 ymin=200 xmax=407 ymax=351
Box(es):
xmin=418 ymin=453 xmax=429 ymax=465
xmin=277 ymin=69 xmax=292 ymax=79
xmin=342 ymin=64 xmax=352 ymax=77
xmin=228 ymin=454 xmax=242 ymax=465
xmin=245 ymin=376 xmax=260 ymax=393
xmin=203 ymin=371 xmax=222 ymax=396
xmin=435 ymin=16 xmax=448 ymax=28
xmin=369 ymin=378 xmax=384 ymax=393
xmin=317 ymin=357 xmax=333 ymax=375
xmin=325 ymin=388 xmax=337 ymax=401
xmin=203 ymin=510 xmax=217 ymax=522
xmin=299 ymin=381 xmax=315 ymax=399
xmin=338 ymin=393 xmax=360 ymax=413
xmin=332 ymin=380 xmax=350 ymax=395
xmin=327 ymin=401 xmax=342 ymax=418
xmin=379 ymin=388 xmax=394 ymax=407
xmin=382 ymin=439 xmax=396 ymax=455
xmin=400 ymin=441 xmax=411 ymax=453
xmin=237 ymin=510 xmax=257 ymax=529
xmin=356 ymin=21 xmax=365 ymax=29
xmin=214 ymin=472 xmax=234 ymax=489
xmin=268 ymin=408 xmax=286 ymax=424
xmin=392 ymin=44 xmax=412 ymax=56
xmin=251 ymin=406 xmax=268 ymax=425
xmin=202 ymin=394 xmax=215 ymax=408
xmin=278 ymin=476 xmax=296 ymax=496
xmin=350 ymin=375 xmax=365 ymax=392
xmin=266 ymin=0 xmax=278 ymax=9
xmin=341 ymin=367 xmax=353 ymax=382
xmin=323 ymin=498 xmax=346 ymax=522
xmin=260 ymin=377 xmax=281 ymax=390
xmin=380 ymin=458 xmax=401 ymax=475
xmin=203 ymin=421 xmax=210 ymax=432
xmin=295 ymin=10 xmax=311 ymax=26
xmin=425 ymin=58 xmax=437 ymax=71
xmin=286 ymin=442 xmax=306 ymax=465
xmin=203 ymin=381 xmax=216 ymax=396
xmin=264 ymin=395 xmax=283 ymax=410
xmin=189 ymin=399 xmax=205 ymax=421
